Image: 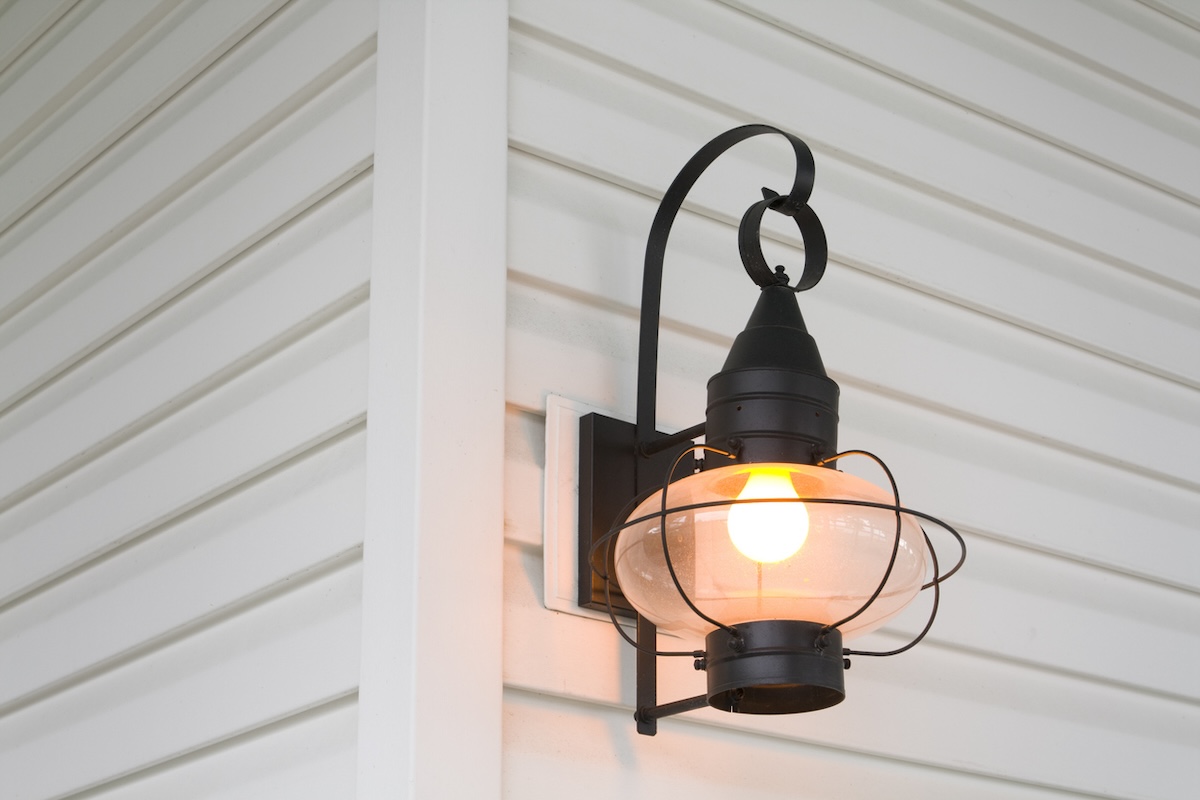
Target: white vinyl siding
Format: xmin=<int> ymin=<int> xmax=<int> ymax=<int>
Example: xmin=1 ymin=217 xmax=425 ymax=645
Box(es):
xmin=502 ymin=2 xmax=1200 ymax=799
xmin=0 ymin=0 xmax=375 ymax=796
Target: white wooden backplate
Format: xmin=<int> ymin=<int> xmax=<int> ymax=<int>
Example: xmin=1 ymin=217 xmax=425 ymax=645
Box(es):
xmin=542 ymin=394 xmax=632 ymax=624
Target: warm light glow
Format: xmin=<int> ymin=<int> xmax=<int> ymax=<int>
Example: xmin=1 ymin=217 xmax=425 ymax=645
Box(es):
xmin=614 ymin=462 xmax=927 ymax=639
xmin=727 ymin=468 xmax=809 ymax=563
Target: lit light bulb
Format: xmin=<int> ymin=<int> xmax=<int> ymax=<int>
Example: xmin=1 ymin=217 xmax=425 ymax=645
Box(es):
xmin=727 ymin=468 xmax=809 ymax=563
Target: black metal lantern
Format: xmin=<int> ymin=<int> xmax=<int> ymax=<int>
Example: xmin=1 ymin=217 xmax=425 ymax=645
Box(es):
xmin=578 ymin=124 xmax=965 ymax=735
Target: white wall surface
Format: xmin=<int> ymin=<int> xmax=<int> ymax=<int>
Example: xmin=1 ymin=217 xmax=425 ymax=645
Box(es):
xmin=0 ymin=0 xmax=376 ymax=795
xmin=503 ymin=2 xmax=1200 ymax=799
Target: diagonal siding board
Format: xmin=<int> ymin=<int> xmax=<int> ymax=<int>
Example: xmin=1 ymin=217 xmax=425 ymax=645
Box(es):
xmin=0 ymin=0 xmax=180 ymax=154
xmin=0 ymin=171 xmax=373 ymax=504
xmin=0 ymin=0 xmax=80 ymax=76
xmin=0 ymin=0 xmax=377 ymax=321
xmin=1117 ymin=0 xmax=1200 ymax=44
xmin=78 ymin=698 xmax=359 ymax=800
xmin=0 ymin=58 xmax=374 ymax=415
xmin=0 ymin=429 xmax=366 ymax=711
xmin=0 ymin=560 xmax=362 ymax=800
xmin=0 ymin=0 xmax=378 ymax=796
xmin=0 ymin=0 xmax=290 ymax=234
xmin=0 ymin=302 xmax=369 ymax=606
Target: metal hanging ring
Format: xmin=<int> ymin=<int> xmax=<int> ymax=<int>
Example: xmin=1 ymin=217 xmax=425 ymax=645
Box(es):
xmin=737 ymin=188 xmax=828 ymax=291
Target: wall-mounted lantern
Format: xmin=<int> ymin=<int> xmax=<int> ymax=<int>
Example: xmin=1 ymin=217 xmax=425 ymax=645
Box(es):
xmin=578 ymin=125 xmax=965 ymax=736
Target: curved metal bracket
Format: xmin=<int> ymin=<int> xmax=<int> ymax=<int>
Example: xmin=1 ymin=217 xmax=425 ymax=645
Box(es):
xmin=636 ymin=124 xmax=827 ymax=443
xmin=626 ymin=124 xmax=829 ymax=734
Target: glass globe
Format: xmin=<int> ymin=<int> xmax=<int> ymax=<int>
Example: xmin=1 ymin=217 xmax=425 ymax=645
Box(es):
xmin=612 ymin=462 xmax=927 ymax=640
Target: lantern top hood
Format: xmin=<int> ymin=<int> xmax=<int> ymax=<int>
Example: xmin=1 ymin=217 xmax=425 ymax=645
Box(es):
xmin=720 ymin=281 xmax=828 ymax=376
xmin=706 ymin=282 xmax=841 ymax=465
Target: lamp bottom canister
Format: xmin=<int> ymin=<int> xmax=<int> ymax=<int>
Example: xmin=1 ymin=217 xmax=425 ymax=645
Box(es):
xmin=705 ymin=620 xmax=846 ymax=714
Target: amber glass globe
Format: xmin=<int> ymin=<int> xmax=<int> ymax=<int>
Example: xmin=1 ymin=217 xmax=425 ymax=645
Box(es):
xmin=612 ymin=462 xmax=926 ymax=640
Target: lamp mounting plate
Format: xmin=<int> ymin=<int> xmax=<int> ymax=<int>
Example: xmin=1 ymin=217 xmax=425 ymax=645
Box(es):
xmin=542 ymin=395 xmax=695 ymax=621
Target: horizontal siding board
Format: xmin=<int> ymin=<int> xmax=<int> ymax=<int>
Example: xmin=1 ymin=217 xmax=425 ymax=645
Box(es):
xmin=82 ymin=699 xmax=358 ymax=800
xmin=503 ymin=406 xmax=545 ymax=550
xmin=510 ymin=0 xmax=1200 ymax=296
xmin=838 ymin=388 xmax=1200 ymax=595
xmin=0 ymin=429 xmax=365 ymax=711
xmin=506 ymin=281 xmax=1200 ymax=593
xmin=0 ymin=0 xmax=377 ymax=321
xmin=729 ymin=0 xmax=1200 ymax=203
xmin=504 ymin=688 xmax=1088 ymax=800
xmin=0 ymin=173 xmax=373 ymax=504
xmin=0 ymin=0 xmax=79 ymax=76
xmin=951 ymin=0 xmax=1200 ymax=114
xmin=0 ymin=559 xmax=361 ymax=800
xmin=508 ymin=42 xmax=1200 ymax=390
xmin=507 ymin=149 xmax=1200 ymax=492
xmin=507 ymin=404 xmax=1199 ymax=702
xmin=816 ymin=156 xmax=1200 ymax=390
xmin=504 ymin=543 xmax=1199 ymax=800
xmin=0 ymin=0 xmax=290 ymax=233
xmin=504 ymin=2 xmax=1198 ymax=798
xmin=819 ymin=646 xmax=1197 ymax=800
xmin=820 ymin=268 xmax=1199 ymax=489
xmin=919 ymin=535 xmax=1200 ymax=704
xmin=0 ymin=0 xmax=178 ymax=153
xmin=0 ymin=301 xmax=369 ymax=605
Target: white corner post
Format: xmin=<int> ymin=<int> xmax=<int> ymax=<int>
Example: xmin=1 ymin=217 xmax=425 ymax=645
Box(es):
xmin=358 ymin=1 xmax=507 ymax=797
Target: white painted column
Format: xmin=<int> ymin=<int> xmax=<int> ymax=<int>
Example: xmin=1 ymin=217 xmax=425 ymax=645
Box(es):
xmin=358 ymin=1 xmax=507 ymax=797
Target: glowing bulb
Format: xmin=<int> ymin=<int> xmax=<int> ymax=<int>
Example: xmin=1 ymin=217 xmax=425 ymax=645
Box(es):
xmin=727 ymin=468 xmax=809 ymax=563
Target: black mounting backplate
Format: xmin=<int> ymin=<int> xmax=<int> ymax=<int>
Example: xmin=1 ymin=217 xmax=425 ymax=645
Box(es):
xmin=577 ymin=412 xmax=694 ymax=615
